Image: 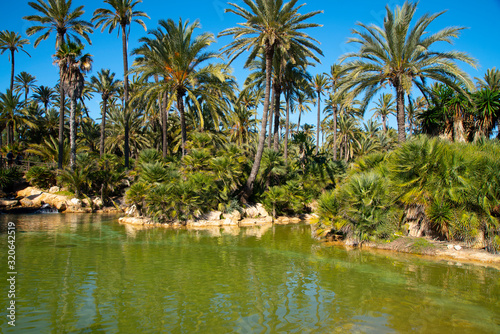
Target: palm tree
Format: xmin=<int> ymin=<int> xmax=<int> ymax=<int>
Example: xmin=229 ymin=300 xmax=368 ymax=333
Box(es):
xmin=0 ymin=31 xmax=30 ymax=92
xmin=324 ymin=63 xmax=343 ymax=160
xmin=219 ymin=0 xmax=323 ymax=199
xmin=24 ymin=0 xmax=93 ymax=169
xmin=13 ymin=72 xmax=37 ymax=102
xmin=89 ymin=69 xmax=121 ymax=157
xmin=32 ymin=85 xmax=56 ymax=115
xmin=92 ymin=0 xmax=149 ymax=168
xmin=476 ymin=68 xmax=500 ymax=91
xmin=293 ymin=90 xmax=313 ymax=132
xmin=131 ymin=18 xmax=223 ymax=157
xmin=371 ymin=93 xmax=395 ymax=133
xmin=54 ymin=41 xmax=92 ymax=170
xmin=337 ymin=1 xmax=476 ymax=143
xmin=0 ymin=90 xmax=25 ymax=145
xmin=312 ymin=74 xmax=328 ymax=154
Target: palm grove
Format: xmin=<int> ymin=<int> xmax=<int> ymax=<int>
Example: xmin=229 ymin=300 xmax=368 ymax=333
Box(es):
xmin=0 ymin=0 xmax=499 ymax=251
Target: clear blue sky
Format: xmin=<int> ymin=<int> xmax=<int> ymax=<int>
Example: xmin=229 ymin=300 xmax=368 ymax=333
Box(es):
xmin=1 ymin=0 xmax=499 ymax=127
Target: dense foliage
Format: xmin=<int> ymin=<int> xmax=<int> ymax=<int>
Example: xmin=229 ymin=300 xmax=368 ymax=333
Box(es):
xmin=316 ymin=136 xmax=500 ymax=252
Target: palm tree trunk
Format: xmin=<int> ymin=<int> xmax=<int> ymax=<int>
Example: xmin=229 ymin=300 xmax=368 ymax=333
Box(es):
xmin=69 ymin=97 xmax=76 ymax=170
xmin=333 ymin=105 xmax=338 ymax=160
xmin=316 ymin=91 xmax=321 ymax=154
xmin=273 ymin=83 xmax=281 ymax=152
xmin=177 ymin=89 xmax=187 ymax=156
xmin=244 ymin=46 xmax=273 ymax=200
xmin=382 ymin=114 xmax=387 ymax=132
xmin=268 ymin=84 xmax=275 ymax=148
xmin=121 ymin=24 xmax=130 ymax=169
xmin=284 ymin=93 xmax=290 ymax=162
xmin=10 ymin=50 xmax=14 ymax=92
xmin=396 ymin=84 xmax=406 ymax=143
xmin=100 ymin=97 xmax=107 ymax=157
xmin=162 ymin=91 xmax=168 ymax=158
xmin=58 ymin=71 xmax=65 ymax=169
xmin=297 ymin=108 xmax=302 ymax=132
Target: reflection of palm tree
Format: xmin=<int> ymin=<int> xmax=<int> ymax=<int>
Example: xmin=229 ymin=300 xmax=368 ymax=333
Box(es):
xmin=92 ymin=0 xmax=149 ymax=168
xmin=338 ymin=1 xmax=476 ymax=143
xmin=219 ymin=0 xmax=322 ymax=199
xmin=0 ymin=30 xmax=30 ymax=91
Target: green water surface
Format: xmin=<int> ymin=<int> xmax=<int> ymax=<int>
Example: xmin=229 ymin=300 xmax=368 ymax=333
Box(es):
xmin=0 ymin=214 xmax=499 ymax=333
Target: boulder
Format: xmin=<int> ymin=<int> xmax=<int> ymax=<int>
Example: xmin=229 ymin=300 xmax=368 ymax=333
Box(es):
xmin=92 ymin=198 xmax=103 ymax=209
xmin=199 ymin=211 xmax=223 ymax=221
xmin=48 ymin=186 xmax=60 ymax=194
xmin=244 ymin=203 xmax=269 ymax=218
xmin=70 ymin=198 xmax=82 ymax=207
xmin=118 ymin=217 xmax=151 ymax=225
xmin=126 ymin=204 xmax=138 ymax=217
xmin=37 ymin=193 xmax=67 ymax=211
xmin=17 ymin=187 xmax=43 ymax=198
xmin=19 ymin=198 xmax=35 ymax=208
xmin=0 ymin=199 xmax=19 ymax=207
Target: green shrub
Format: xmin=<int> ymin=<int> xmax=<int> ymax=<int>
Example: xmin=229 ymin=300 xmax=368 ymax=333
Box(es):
xmin=0 ymin=168 xmax=23 ymax=191
xmin=25 ymin=166 xmax=56 ymax=189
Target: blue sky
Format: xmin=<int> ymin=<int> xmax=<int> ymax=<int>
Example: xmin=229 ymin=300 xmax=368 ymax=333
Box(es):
xmin=1 ymin=0 xmax=499 ymax=128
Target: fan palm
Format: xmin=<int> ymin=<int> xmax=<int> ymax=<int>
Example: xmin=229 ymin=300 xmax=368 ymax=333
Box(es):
xmin=53 ymin=41 xmax=92 ymax=170
xmin=24 ymin=0 xmax=93 ymax=169
xmin=219 ymin=0 xmax=323 ymax=198
xmin=89 ymin=69 xmax=122 ymax=157
xmin=337 ymin=1 xmax=476 ymax=143
xmin=92 ymin=0 xmax=149 ymax=168
xmin=0 ymin=31 xmax=31 ymax=92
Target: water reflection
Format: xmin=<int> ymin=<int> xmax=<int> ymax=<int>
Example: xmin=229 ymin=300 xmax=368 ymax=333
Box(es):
xmin=0 ymin=214 xmax=498 ymax=333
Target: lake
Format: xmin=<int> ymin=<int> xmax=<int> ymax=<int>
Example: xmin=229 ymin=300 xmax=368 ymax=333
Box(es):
xmin=0 ymin=213 xmax=499 ymax=333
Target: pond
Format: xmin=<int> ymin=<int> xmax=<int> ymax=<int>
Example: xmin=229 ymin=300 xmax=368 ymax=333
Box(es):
xmin=0 ymin=214 xmax=499 ymax=333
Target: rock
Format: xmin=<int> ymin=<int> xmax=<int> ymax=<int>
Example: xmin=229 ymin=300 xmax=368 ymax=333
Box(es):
xmin=19 ymin=198 xmax=35 ymax=208
xmin=17 ymin=187 xmax=43 ymax=198
xmin=244 ymin=203 xmax=269 ymax=218
xmin=200 ymin=211 xmax=223 ymax=221
xmin=454 ymin=245 xmax=462 ymax=251
xmin=119 ymin=217 xmax=151 ymax=225
xmin=0 ymin=190 xmax=6 ymax=198
xmin=92 ymin=198 xmax=103 ymax=209
xmin=0 ymin=199 xmax=19 ymax=207
xmin=223 ymin=210 xmax=242 ymax=224
xmin=36 ymin=193 xmax=67 ymax=211
xmin=447 ymin=244 xmax=454 ymax=249
xmin=70 ymin=198 xmax=82 ymax=207
xmin=48 ymin=186 xmax=60 ymax=194
xmin=126 ymin=204 xmax=138 ymax=217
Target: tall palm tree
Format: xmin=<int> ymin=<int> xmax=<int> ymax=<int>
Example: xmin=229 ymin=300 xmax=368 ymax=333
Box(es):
xmin=219 ymin=0 xmax=322 ymax=199
xmin=312 ymin=73 xmax=328 ymax=154
xmin=54 ymin=41 xmax=92 ymax=170
xmin=92 ymin=0 xmax=149 ymax=168
xmin=293 ymin=90 xmax=313 ymax=132
xmin=0 ymin=31 xmax=30 ymax=92
xmin=24 ymin=0 xmax=93 ymax=169
xmin=371 ymin=93 xmax=395 ymax=133
xmin=131 ymin=18 xmax=223 ymax=157
xmin=337 ymin=1 xmax=476 ymax=143
xmin=13 ymin=72 xmax=37 ymax=104
xmin=476 ymin=68 xmax=500 ymax=92
xmin=32 ymin=85 xmax=56 ymax=115
xmin=324 ymin=63 xmax=343 ymax=160
xmin=89 ymin=69 xmax=121 ymax=157
xmin=0 ymin=90 xmax=25 ymax=145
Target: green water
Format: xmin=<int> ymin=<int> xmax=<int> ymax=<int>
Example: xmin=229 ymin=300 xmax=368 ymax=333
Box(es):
xmin=0 ymin=214 xmax=499 ymax=333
